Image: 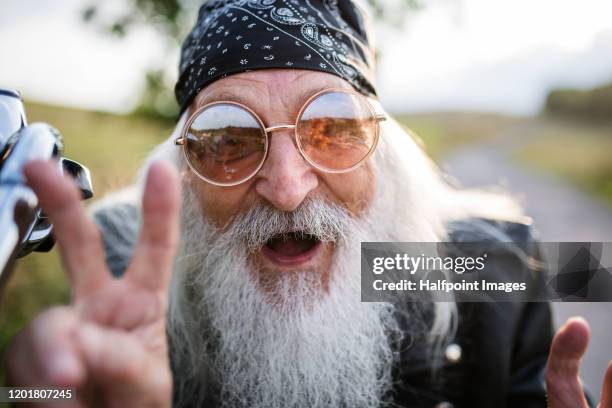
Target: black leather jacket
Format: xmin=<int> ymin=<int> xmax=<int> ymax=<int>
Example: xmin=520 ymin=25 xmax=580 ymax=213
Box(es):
xmin=389 ymin=218 xmax=554 ymax=408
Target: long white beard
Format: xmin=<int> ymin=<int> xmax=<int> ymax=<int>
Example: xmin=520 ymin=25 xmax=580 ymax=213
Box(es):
xmin=158 ymin=114 xmax=476 ymax=408
xmin=168 ymin=181 xmax=410 ymax=408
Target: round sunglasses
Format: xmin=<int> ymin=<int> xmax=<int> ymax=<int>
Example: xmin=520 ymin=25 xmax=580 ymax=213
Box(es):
xmin=174 ymin=87 xmax=386 ymax=186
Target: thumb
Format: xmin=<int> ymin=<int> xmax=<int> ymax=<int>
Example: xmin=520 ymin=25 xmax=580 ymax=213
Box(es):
xmin=545 ymin=316 xmax=590 ymax=408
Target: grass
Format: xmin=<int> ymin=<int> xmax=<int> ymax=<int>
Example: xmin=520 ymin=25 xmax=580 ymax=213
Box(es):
xmin=394 ymin=111 xmax=520 ymax=160
xmin=398 ymin=111 xmax=612 ymax=208
xmin=0 ymin=101 xmax=173 ymax=385
xmin=513 ymin=115 xmax=612 ymax=207
xmin=23 ymin=102 xmax=175 ymax=196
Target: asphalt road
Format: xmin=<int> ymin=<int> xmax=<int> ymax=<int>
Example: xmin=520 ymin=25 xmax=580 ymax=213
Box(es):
xmin=442 ymin=125 xmax=612 ymax=402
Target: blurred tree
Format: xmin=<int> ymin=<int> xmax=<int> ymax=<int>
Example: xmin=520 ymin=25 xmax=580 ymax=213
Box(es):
xmin=546 ymin=83 xmax=612 ymax=121
xmin=82 ymin=0 xmax=430 ymax=120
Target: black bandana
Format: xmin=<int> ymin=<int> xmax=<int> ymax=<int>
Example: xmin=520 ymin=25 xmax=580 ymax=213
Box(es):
xmin=175 ymin=0 xmax=377 ymax=114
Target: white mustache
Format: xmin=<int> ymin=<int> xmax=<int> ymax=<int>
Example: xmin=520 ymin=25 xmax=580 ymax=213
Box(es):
xmin=222 ymin=197 xmax=354 ymax=253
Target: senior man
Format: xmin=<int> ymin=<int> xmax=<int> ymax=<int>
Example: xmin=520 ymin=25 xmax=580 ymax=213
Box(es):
xmin=7 ymin=0 xmax=612 ymax=407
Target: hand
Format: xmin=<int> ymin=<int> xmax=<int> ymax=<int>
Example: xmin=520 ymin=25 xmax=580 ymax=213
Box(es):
xmin=6 ymin=159 xmax=181 ymax=407
xmin=546 ymin=317 xmax=612 ymax=408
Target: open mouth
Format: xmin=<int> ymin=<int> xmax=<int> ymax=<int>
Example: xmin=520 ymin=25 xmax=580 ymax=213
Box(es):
xmin=261 ymin=231 xmax=322 ymax=266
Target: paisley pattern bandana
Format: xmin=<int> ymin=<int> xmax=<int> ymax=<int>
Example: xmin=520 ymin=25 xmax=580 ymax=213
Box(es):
xmin=175 ymin=0 xmax=377 ymax=113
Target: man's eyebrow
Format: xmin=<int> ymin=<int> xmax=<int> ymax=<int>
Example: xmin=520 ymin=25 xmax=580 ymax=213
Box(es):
xmin=196 ymin=85 xmax=341 ymax=110
xmin=197 ymin=90 xmax=248 ymax=106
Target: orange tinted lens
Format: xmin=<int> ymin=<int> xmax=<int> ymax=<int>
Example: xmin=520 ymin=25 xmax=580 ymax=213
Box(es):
xmin=184 ymin=103 xmax=266 ymax=184
xmin=297 ymin=91 xmax=377 ymax=171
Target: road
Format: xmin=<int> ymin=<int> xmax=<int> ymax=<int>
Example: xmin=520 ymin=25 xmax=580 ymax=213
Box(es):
xmin=441 ymin=122 xmax=612 ymax=402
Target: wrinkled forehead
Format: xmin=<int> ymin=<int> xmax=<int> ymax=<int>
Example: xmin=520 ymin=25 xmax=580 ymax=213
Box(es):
xmin=190 ymin=68 xmax=355 ymax=114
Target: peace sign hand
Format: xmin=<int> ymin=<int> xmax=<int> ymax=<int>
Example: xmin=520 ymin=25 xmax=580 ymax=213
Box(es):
xmin=6 ymin=159 xmax=181 ymax=407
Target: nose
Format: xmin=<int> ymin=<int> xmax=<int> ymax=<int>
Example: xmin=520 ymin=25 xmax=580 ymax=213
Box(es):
xmin=255 ymin=130 xmax=318 ymax=212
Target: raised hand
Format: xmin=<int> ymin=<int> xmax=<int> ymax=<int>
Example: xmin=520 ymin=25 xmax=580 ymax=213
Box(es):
xmin=545 ymin=317 xmax=612 ymax=408
xmin=6 ymin=159 xmax=181 ymax=407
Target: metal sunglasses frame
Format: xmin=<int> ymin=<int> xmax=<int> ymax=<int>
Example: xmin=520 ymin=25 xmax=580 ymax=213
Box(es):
xmin=174 ymin=87 xmax=387 ymax=187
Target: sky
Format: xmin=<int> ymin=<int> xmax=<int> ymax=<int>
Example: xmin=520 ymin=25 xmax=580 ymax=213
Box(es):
xmin=1 ymin=0 xmax=611 ymax=115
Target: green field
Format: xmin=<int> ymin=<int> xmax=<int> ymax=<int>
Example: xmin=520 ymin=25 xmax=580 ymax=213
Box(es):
xmin=513 ymin=115 xmax=612 ymax=207
xmin=399 ymin=111 xmax=612 ymax=207
xmin=395 ymin=111 xmax=520 ymax=159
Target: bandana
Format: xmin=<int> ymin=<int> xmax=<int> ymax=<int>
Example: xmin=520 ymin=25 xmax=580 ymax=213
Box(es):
xmin=175 ymin=0 xmax=377 ymax=114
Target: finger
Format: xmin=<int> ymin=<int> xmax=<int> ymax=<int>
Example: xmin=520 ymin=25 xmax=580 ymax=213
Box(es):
xmin=77 ymin=323 xmax=172 ymax=401
xmin=601 ymin=361 xmax=612 ymax=408
xmin=127 ymin=161 xmax=181 ymax=292
xmin=545 ymin=316 xmax=590 ymax=408
xmin=24 ymin=160 xmax=110 ymax=298
xmin=7 ymin=307 xmax=86 ymax=387
xmin=548 ymin=317 xmax=590 ymax=375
